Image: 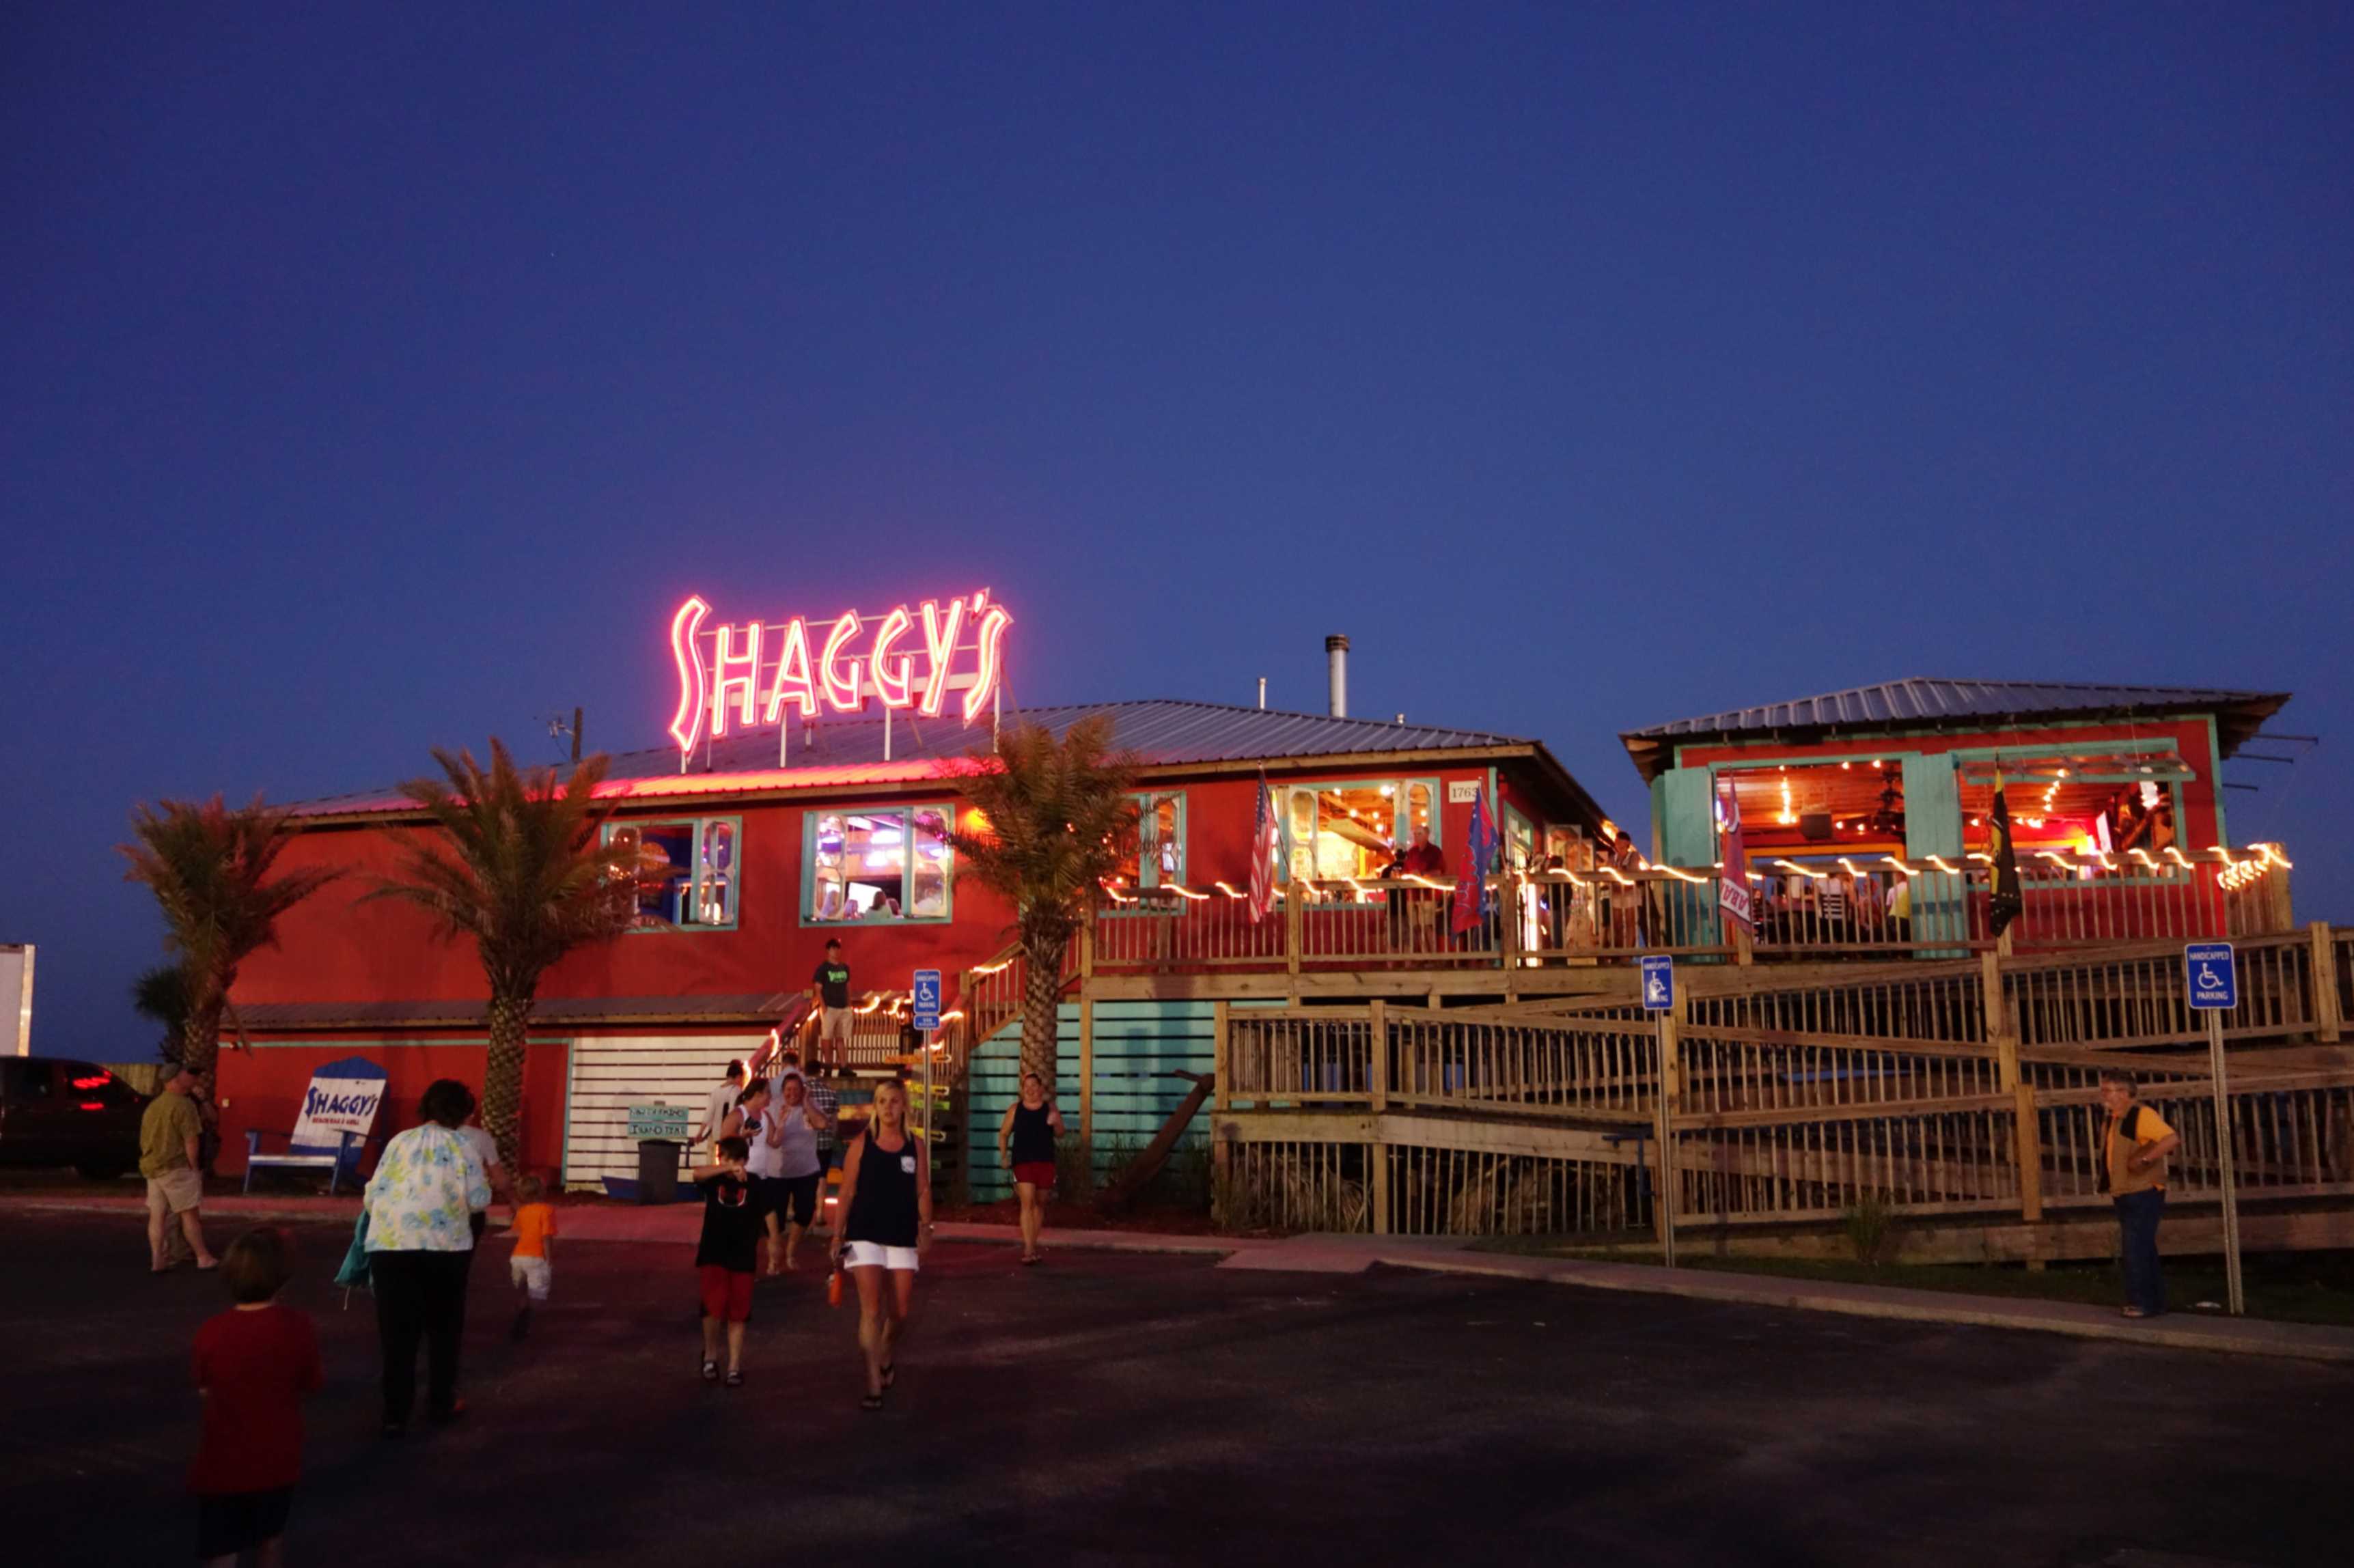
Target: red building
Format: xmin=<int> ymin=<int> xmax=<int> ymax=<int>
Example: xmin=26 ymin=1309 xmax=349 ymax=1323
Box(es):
xmin=221 ymin=697 xmax=1608 ymax=1190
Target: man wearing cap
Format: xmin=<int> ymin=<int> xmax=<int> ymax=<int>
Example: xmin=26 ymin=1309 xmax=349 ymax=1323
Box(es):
xmin=141 ymin=1068 xmax=217 ymax=1272
xmin=811 ymin=940 xmax=854 ymax=1070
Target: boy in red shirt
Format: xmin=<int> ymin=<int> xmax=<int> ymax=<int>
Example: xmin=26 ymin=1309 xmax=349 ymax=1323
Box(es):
xmin=191 ymin=1227 xmax=324 ymax=1567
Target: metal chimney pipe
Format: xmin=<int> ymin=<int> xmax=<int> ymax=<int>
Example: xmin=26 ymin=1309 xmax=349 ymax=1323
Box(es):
xmin=1325 ymin=634 xmax=1349 ymax=718
xmin=1258 ymin=676 xmax=1267 ymax=710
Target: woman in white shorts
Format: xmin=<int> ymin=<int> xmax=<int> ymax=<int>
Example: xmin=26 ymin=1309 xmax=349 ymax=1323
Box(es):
xmin=829 ymin=1079 xmax=930 ymax=1411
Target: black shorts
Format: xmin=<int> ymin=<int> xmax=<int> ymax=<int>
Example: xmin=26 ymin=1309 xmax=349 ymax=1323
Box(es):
xmin=751 ymin=1176 xmax=792 ymax=1218
xmin=198 ymin=1487 xmax=292 ymax=1559
xmin=777 ymin=1172 xmax=820 ymax=1227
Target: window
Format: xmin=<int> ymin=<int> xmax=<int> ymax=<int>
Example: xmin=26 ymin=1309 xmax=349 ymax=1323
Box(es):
xmin=1283 ymin=779 xmax=1441 ymax=881
xmin=605 ymin=817 xmax=739 ymax=929
xmin=807 ymin=806 xmax=953 ymax=923
xmin=1113 ymin=792 xmax=1187 ymax=890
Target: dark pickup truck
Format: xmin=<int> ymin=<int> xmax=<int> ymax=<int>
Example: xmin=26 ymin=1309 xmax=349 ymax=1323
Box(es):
xmin=0 ymin=1058 xmax=150 ymax=1179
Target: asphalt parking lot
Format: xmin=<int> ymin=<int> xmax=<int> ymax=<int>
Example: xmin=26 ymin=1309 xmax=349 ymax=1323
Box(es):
xmin=2 ymin=1209 xmax=2347 ymax=1567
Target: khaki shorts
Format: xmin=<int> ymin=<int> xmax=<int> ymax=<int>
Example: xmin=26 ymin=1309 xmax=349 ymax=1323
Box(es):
xmin=146 ymin=1168 xmax=203 ymax=1216
xmin=820 ymin=1006 xmax=855 ymax=1044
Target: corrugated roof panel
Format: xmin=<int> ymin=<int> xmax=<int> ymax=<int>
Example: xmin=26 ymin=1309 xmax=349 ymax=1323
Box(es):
xmin=285 ymin=699 xmax=1534 ymax=819
xmin=1618 ymin=678 xmax=2291 ymax=781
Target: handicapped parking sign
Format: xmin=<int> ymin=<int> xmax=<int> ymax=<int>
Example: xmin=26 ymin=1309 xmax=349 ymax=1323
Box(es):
xmin=1640 ymin=955 xmax=1674 ymax=1012
xmin=2185 ymin=943 xmax=2237 ymax=1011
xmin=911 ymin=968 xmax=942 ymax=1032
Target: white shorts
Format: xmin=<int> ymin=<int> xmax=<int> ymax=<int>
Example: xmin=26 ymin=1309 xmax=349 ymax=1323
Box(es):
xmin=510 ymin=1255 xmax=553 ymax=1302
xmin=820 ymin=1007 xmax=855 ymax=1044
xmin=842 ymin=1240 xmax=919 ymax=1272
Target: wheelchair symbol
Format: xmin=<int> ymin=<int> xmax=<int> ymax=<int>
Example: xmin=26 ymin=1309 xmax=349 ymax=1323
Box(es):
xmin=2197 ymin=964 xmax=2224 ymax=992
xmin=1646 ymin=973 xmax=1669 ymax=1003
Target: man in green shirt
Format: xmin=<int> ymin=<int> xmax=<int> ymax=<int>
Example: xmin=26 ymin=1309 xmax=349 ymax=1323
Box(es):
xmin=140 ymin=1068 xmax=216 ymax=1272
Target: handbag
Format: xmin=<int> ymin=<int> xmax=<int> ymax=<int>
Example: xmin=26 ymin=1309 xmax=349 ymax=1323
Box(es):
xmin=334 ymin=1209 xmax=372 ymax=1293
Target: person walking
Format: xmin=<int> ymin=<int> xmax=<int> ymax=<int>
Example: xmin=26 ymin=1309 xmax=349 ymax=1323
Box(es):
xmin=725 ymin=1078 xmax=787 ymax=1274
xmin=766 ymin=1074 xmax=829 ymax=1272
xmin=2099 ymin=1069 xmax=2182 ymax=1319
xmin=691 ymin=1136 xmax=762 ymax=1387
xmin=506 ymin=1173 xmax=557 ymax=1341
xmin=996 ymin=1073 xmax=1064 ymax=1264
xmin=143 ymin=1067 xmax=219 ymax=1273
xmin=830 ymin=1078 xmax=931 ymax=1410
xmin=456 ymin=1114 xmax=508 ymax=1254
xmin=362 ymin=1078 xmax=492 ymax=1436
xmin=812 ymin=940 xmax=855 ymax=1069
xmin=693 ymin=1060 xmax=747 ymax=1152
xmin=803 ymin=1065 xmax=842 ymax=1227
xmin=190 ymin=1227 xmax=322 ymax=1568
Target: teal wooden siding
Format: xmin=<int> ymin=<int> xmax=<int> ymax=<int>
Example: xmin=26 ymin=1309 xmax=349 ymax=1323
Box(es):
xmin=1901 ymin=753 xmax=1966 ymax=944
xmin=965 ymin=1000 xmax=1216 ymax=1201
xmin=1653 ymin=766 xmax=1720 ymax=945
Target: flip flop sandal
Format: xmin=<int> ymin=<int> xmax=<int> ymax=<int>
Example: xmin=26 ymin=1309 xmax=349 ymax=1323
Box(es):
xmin=859 ymin=1392 xmax=885 ymax=1412
xmin=702 ymin=1359 xmax=721 ymax=1383
xmin=725 ymin=1370 xmax=745 ymax=1388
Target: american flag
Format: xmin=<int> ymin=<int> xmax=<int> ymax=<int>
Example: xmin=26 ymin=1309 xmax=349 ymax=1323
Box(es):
xmin=1248 ymin=770 xmax=1277 ymax=925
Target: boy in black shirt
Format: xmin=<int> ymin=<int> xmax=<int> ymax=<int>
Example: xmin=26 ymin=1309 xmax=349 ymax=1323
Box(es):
xmin=691 ymin=1136 xmax=763 ymax=1386
xmin=812 ymin=939 xmax=853 ymax=1069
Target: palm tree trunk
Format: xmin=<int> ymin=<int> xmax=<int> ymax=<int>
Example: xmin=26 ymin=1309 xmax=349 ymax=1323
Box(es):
xmin=180 ymin=1001 xmax=223 ymax=1083
xmin=1019 ymin=934 xmax=1065 ymax=1090
xmin=482 ymin=992 xmax=533 ymax=1173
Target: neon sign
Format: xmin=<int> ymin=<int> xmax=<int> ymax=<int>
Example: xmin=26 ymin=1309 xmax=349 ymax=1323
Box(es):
xmin=667 ymin=591 xmax=1012 ymax=759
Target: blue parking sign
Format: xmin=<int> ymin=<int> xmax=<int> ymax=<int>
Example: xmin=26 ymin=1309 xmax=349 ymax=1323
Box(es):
xmin=2185 ymin=943 xmax=2236 ymax=1011
xmin=1640 ymin=955 xmax=1674 ymax=1012
xmin=912 ymin=968 xmax=942 ymax=1032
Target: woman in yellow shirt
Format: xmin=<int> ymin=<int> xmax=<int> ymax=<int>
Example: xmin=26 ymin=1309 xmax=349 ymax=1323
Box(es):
xmin=2099 ymin=1068 xmax=2183 ymax=1319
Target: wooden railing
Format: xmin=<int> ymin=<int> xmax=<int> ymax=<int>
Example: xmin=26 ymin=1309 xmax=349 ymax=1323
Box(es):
xmin=1211 ymin=922 xmax=2352 ymax=1239
xmin=1095 ymin=852 xmax=2294 ymax=976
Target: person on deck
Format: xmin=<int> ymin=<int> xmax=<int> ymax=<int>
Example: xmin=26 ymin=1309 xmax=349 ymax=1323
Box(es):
xmin=1398 ymin=826 xmax=1446 ymax=951
xmin=2099 ymin=1068 xmax=2182 ymax=1319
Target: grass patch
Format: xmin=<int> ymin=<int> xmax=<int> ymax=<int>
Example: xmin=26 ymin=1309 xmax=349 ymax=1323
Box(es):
xmin=1466 ymin=1238 xmax=2354 ymax=1328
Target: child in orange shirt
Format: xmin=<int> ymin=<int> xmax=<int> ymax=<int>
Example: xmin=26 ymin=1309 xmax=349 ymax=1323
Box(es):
xmin=508 ymin=1173 xmax=557 ymax=1340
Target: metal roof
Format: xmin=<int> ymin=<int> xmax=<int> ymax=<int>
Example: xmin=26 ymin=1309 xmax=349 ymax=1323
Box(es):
xmin=286 ymin=700 xmax=1589 ymax=820
xmin=1620 ymin=678 xmax=2293 ymax=781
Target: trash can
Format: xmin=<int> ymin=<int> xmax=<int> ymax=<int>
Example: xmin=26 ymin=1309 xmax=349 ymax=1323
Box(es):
xmin=636 ymin=1138 xmax=682 ymax=1205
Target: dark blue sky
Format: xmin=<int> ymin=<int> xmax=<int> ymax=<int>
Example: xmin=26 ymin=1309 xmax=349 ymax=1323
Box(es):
xmin=5 ymin=5 xmax=2348 ymax=1059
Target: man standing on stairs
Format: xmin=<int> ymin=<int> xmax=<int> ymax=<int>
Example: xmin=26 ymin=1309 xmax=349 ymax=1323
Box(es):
xmin=812 ymin=939 xmax=855 ymax=1070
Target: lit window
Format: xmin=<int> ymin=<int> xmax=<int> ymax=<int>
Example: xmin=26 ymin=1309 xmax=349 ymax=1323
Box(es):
xmin=1114 ymin=792 xmax=1186 ymax=888
xmin=809 ymin=807 xmax=953 ymax=923
xmin=606 ymin=817 xmax=740 ymax=929
xmin=1283 ymin=779 xmax=1442 ymax=881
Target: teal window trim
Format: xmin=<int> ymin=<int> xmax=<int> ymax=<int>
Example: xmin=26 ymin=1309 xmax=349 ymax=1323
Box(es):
xmin=800 ymin=802 xmax=957 ymax=927
xmin=604 ymin=813 xmax=744 ymax=934
xmin=1276 ymin=775 xmax=1442 ymax=883
xmin=1131 ymin=789 xmax=1188 ymax=888
xmin=1105 ymin=790 xmax=1189 ymax=917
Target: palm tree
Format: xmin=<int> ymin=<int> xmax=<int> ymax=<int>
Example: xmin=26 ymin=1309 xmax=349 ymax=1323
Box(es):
xmin=120 ymin=796 xmax=340 ymax=1081
xmin=947 ymin=715 xmax=1139 ymax=1088
xmin=368 ymin=740 xmax=635 ymax=1171
xmin=131 ymin=964 xmax=193 ymax=1065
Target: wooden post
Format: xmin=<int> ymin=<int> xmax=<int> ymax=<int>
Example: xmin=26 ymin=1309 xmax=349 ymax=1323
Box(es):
xmin=1079 ymin=922 xmax=1096 ymax=983
xmin=1077 ymin=995 xmax=1096 ymax=1164
xmin=1368 ymin=998 xmax=1388 ymax=1114
xmin=1284 ymin=888 xmax=1303 ymax=994
xmin=1733 ymin=919 xmax=1754 ymax=967
xmin=1370 ymin=1136 xmax=1390 ymax=1235
xmin=1654 ymin=1004 xmax=1680 ymax=1266
xmin=1213 ymin=1000 xmax=1231 ymax=1111
xmin=2310 ymin=921 xmax=2342 ymax=1044
xmin=1984 ymin=951 xmax=2044 ymax=1223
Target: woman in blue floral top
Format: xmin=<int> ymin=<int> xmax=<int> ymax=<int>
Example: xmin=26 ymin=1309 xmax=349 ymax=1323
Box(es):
xmin=363 ymin=1078 xmax=491 ymax=1435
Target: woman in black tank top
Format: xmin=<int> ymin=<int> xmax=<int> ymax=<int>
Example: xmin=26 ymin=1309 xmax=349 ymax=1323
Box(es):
xmin=995 ymin=1072 xmax=1065 ymax=1263
xmin=829 ymin=1078 xmax=930 ymax=1410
